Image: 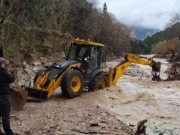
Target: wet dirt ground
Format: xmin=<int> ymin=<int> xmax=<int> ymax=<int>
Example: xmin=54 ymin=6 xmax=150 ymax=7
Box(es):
xmin=4 ymin=56 xmax=180 ymax=135
xmin=10 ymin=96 xmax=135 ymax=135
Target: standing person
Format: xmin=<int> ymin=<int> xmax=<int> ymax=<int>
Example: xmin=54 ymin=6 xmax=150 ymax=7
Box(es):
xmin=0 ymin=57 xmax=18 ymax=135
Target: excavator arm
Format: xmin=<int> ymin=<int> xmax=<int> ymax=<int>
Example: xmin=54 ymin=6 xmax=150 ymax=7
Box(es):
xmin=108 ymin=53 xmax=161 ymax=86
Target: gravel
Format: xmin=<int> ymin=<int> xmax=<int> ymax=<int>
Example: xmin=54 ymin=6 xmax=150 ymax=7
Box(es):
xmin=10 ymin=95 xmax=136 ymax=135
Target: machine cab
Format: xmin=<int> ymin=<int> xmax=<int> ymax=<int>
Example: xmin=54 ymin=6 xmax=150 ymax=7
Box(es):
xmin=66 ymin=39 xmax=106 ymax=75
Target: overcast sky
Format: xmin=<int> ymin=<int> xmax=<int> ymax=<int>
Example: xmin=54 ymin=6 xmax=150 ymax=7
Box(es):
xmin=96 ymin=0 xmax=180 ymax=30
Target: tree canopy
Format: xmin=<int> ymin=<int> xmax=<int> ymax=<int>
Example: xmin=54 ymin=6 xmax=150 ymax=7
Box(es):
xmin=1 ymin=0 xmax=179 ymax=58
xmin=0 ymin=0 xmax=132 ymax=59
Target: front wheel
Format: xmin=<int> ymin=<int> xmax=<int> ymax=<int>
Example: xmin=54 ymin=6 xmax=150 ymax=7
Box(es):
xmin=61 ymin=69 xmax=84 ymax=98
xmin=89 ymin=74 xmax=108 ymax=91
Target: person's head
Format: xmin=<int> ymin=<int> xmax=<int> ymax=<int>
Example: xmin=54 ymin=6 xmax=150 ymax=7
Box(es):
xmin=0 ymin=57 xmax=6 ymax=68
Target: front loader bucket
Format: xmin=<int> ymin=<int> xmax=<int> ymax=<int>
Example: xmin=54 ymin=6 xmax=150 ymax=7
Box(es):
xmin=10 ymin=88 xmax=28 ymax=111
xmin=26 ymin=87 xmax=48 ymax=102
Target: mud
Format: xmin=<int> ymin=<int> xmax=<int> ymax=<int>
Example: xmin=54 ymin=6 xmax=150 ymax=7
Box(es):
xmin=9 ymin=92 xmax=135 ymax=135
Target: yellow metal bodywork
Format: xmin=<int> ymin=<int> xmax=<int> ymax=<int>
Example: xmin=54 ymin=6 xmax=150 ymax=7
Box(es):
xmin=33 ymin=52 xmax=153 ymax=98
xmin=34 ymin=63 xmax=81 ymax=98
xmin=31 ymin=39 xmax=156 ymax=100
xmin=108 ymin=53 xmax=153 ymax=86
xmin=31 ymin=39 xmax=105 ymax=99
xmin=74 ymin=38 xmax=105 ymax=47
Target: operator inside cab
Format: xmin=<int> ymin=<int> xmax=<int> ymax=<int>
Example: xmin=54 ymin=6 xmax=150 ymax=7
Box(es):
xmin=84 ymin=46 xmax=98 ymax=74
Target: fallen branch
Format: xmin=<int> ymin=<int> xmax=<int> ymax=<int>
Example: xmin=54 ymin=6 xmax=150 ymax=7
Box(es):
xmin=136 ymin=119 xmax=147 ymax=135
xmin=72 ymin=129 xmax=109 ymax=134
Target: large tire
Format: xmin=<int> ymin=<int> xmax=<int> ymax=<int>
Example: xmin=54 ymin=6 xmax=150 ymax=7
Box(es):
xmin=61 ymin=69 xmax=84 ymax=98
xmin=89 ymin=74 xmax=108 ymax=91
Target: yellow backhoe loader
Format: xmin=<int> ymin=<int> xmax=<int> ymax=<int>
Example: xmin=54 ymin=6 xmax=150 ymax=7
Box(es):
xmin=23 ymin=38 xmax=161 ymax=101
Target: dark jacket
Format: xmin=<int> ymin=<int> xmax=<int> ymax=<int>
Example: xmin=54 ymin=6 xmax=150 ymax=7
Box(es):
xmin=0 ymin=67 xmax=15 ymax=96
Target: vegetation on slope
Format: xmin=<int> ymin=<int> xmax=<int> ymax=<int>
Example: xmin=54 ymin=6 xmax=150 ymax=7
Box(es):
xmin=0 ymin=0 xmax=132 ymax=60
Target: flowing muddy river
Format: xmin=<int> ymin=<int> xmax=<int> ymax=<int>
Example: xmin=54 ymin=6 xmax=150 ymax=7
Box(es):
xmin=82 ymin=57 xmax=180 ymax=135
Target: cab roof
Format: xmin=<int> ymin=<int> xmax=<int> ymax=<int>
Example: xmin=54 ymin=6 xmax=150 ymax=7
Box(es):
xmin=73 ymin=38 xmax=105 ymax=47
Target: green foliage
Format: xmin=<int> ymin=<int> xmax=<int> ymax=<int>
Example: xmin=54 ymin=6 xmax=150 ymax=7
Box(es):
xmin=131 ymin=39 xmax=150 ymax=54
xmin=64 ymin=0 xmax=95 ymax=38
xmin=35 ymin=42 xmax=51 ymax=55
xmin=103 ymin=2 xmax=107 ymax=12
xmin=0 ymin=0 xmax=133 ymax=59
xmin=143 ymin=31 xmax=166 ymax=46
xmin=3 ymin=44 xmax=16 ymax=58
xmin=142 ymin=22 xmax=180 ymax=54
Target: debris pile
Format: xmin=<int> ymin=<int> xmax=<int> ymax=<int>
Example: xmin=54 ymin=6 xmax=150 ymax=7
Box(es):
xmin=163 ymin=49 xmax=180 ymax=80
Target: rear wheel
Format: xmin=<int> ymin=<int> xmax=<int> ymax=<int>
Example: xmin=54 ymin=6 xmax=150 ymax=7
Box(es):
xmin=61 ymin=69 xmax=84 ymax=98
xmin=90 ymin=74 xmax=108 ymax=91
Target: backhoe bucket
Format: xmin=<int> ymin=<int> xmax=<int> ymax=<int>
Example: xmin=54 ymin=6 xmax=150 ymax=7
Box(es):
xmin=152 ymin=61 xmax=161 ymax=81
xmin=154 ymin=61 xmax=161 ymax=72
xmin=10 ymin=88 xmax=28 ymax=111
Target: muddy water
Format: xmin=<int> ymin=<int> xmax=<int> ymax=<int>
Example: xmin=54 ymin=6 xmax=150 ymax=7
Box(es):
xmin=82 ymin=58 xmax=180 ymax=135
xmin=117 ymin=76 xmax=180 ymax=135
xmin=83 ymin=79 xmax=180 ymax=134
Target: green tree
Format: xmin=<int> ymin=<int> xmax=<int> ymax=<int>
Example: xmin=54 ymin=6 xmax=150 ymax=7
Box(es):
xmin=103 ymin=2 xmax=107 ymax=13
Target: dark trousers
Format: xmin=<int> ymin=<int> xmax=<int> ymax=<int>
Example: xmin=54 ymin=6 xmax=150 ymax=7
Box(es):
xmin=0 ymin=95 xmax=14 ymax=135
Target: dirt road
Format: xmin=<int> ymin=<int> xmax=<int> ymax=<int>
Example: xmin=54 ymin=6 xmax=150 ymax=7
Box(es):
xmin=10 ymin=95 xmax=135 ymax=135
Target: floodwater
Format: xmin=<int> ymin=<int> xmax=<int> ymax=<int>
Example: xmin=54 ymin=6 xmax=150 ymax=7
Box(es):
xmin=82 ymin=57 xmax=180 ymax=135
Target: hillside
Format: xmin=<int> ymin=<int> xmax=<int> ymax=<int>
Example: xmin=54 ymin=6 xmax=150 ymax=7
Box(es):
xmin=0 ymin=0 xmax=132 ymax=60
xmin=132 ymin=26 xmax=158 ymax=40
xmin=142 ymin=22 xmax=180 ymax=53
xmin=130 ymin=22 xmax=180 ymax=55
